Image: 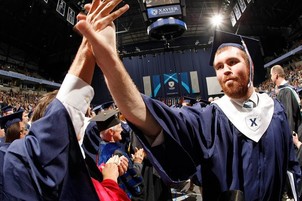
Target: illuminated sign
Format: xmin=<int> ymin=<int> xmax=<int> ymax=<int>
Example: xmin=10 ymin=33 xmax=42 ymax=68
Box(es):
xmin=147 ymin=4 xmax=182 ymax=19
xmin=145 ymin=0 xmax=180 ymax=8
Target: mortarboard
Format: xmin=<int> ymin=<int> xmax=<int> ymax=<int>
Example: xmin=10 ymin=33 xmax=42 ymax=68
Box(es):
xmin=1 ymin=105 xmax=14 ymax=113
xmin=0 ymin=110 xmax=23 ymax=131
xmin=90 ymin=109 xmax=120 ymax=131
xmin=209 ymin=30 xmax=266 ymax=86
xmin=183 ymin=96 xmax=197 ymax=106
xmin=92 ymin=101 xmax=116 ymax=114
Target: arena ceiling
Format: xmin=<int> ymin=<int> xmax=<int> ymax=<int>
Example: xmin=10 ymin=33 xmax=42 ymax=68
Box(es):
xmin=0 ymin=0 xmax=302 ymax=80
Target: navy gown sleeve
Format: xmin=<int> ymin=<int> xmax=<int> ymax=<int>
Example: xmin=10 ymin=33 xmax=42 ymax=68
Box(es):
xmin=3 ymin=99 xmax=99 ymax=201
xmin=129 ymin=94 xmax=217 ymax=185
xmin=131 ymin=95 xmax=300 ymax=201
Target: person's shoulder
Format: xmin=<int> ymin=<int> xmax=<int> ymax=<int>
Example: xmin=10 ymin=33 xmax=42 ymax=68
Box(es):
xmin=271 ymin=97 xmax=287 ymax=113
xmin=5 ymin=138 xmax=26 ymax=156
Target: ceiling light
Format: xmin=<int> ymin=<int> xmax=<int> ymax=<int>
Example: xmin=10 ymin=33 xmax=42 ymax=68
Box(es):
xmin=211 ymin=14 xmax=223 ymax=27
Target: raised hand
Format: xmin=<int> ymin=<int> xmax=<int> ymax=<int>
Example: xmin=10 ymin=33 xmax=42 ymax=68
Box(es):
xmin=75 ymin=0 xmax=129 ymax=68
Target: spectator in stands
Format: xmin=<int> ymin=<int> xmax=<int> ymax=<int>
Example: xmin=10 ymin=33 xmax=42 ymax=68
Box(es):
xmin=76 ymin=9 xmax=300 ymax=200
xmin=1 ymin=0 xmax=130 ymax=200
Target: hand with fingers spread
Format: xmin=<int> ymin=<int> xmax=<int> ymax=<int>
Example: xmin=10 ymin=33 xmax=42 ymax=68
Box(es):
xmin=75 ymin=0 xmax=129 ymax=68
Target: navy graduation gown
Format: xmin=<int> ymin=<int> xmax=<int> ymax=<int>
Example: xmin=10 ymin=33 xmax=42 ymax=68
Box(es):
xmin=131 ymin=95 xmax=300 ymax=201
xmin=82 ymin=121 xmax=103 ymax=163
xmin=2 ymin=99 xmax=99 ymax=201
xmin=82 ymin=121 xmax=105 ymax=182
xmin=0 ymin=143 xmax=10 ymax=200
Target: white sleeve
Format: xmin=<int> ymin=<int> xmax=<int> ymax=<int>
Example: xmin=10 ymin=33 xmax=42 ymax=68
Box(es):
xmin=56 ymin=74 xmax=94 ymax=136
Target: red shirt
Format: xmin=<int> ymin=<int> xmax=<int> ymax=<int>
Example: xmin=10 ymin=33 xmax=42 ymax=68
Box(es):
xmin=91 ymin=178 xmax=130 ymax=201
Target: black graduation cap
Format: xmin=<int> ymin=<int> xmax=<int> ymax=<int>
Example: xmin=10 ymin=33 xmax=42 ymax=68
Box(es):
xmin=1 ymin=105 xmax=14 ymax=113
xmin=209 ymin=30 xmax=266 ymax=86
xmin=183 ymin=96 xmax=197 ymax=106
xmin=0 ymin=110 xmax=23 ymax=131
xmin=90 ymin=109 xmax=120 ymax=131
xmin=92 ymin=101 xmax=115 ymax=114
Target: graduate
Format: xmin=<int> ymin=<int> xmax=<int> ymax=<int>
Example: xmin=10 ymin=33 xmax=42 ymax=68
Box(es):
xmin=1 ymin=105 xmax=14 ymax=117
xmin=76 ymin=6 xmax=301 ymax=199
xmin=0 ymin=110 xmax=24 ymax=200
xmin=1 ymin=0 xmax=130 ymax=200
xmin=90 ymin=109 xmax=144 ymax=200
xmin=270 ymin=65 xmax=301 ymax=135
xmin=270 ymin=65 xmax=302 ymax=199
xmin=82 ymin=101 xmax=116 ymax=164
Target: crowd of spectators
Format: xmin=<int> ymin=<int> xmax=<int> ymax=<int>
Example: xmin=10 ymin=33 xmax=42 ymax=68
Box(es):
xmin=257 ymin=62 xmax=302 ymax=98
xmin=0 ymin=90 xmax=40 ymax=118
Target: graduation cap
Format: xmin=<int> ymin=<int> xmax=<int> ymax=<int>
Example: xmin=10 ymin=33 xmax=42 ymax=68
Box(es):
xmin=183 ymin=96 xmax=197 ymax=106
xmin=90 ymin=109 xmax=120 ymax=131
xmin=1 ymin=105 xmax=14 ymax=114
xmin=92 ymin=101 xmax=116 ymax=114
xmin=209 ymin=30 xmax=266 ymax=86
xmin=0 ymin=110 xmax=23 ymax=132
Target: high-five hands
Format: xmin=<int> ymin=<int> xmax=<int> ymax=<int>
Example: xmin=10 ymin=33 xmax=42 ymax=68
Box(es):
xmin=75 ymin=0 xmax=129 ymax=68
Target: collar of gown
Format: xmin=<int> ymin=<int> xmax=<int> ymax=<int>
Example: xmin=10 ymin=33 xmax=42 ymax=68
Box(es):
xmin=213 ymin=92 xmax=274 ymax=142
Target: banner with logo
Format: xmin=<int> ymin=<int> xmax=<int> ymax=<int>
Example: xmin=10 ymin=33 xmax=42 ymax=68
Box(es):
xmin=163 ymin=73 xmax=179 ymax=96
xmin=149 ymin=71 xmax=199 ymax=98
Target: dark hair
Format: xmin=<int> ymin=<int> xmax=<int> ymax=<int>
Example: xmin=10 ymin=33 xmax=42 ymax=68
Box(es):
xmin=5 ymin=122 xmax=21 ymax=143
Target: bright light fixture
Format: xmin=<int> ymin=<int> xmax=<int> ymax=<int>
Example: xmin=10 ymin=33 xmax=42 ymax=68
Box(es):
xmin=211 ymin=14 xmax=223 ymax=27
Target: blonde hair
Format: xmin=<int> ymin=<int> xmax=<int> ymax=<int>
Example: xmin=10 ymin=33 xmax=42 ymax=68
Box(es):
xmin=30 ymin=90 xmax=58 ymax=122
xmin=271 ymin=65 xmax=285 ymax=78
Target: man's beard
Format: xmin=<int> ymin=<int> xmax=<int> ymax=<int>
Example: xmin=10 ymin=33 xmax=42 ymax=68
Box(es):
xmin=220 ymin=76 xmax=249 ymax=99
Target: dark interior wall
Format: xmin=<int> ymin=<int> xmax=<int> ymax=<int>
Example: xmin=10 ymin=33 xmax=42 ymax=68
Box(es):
xmin=123 ymin=48 xmax=216 ymax=99
xmin=91 ymin=47 xmax=217 ymax=105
